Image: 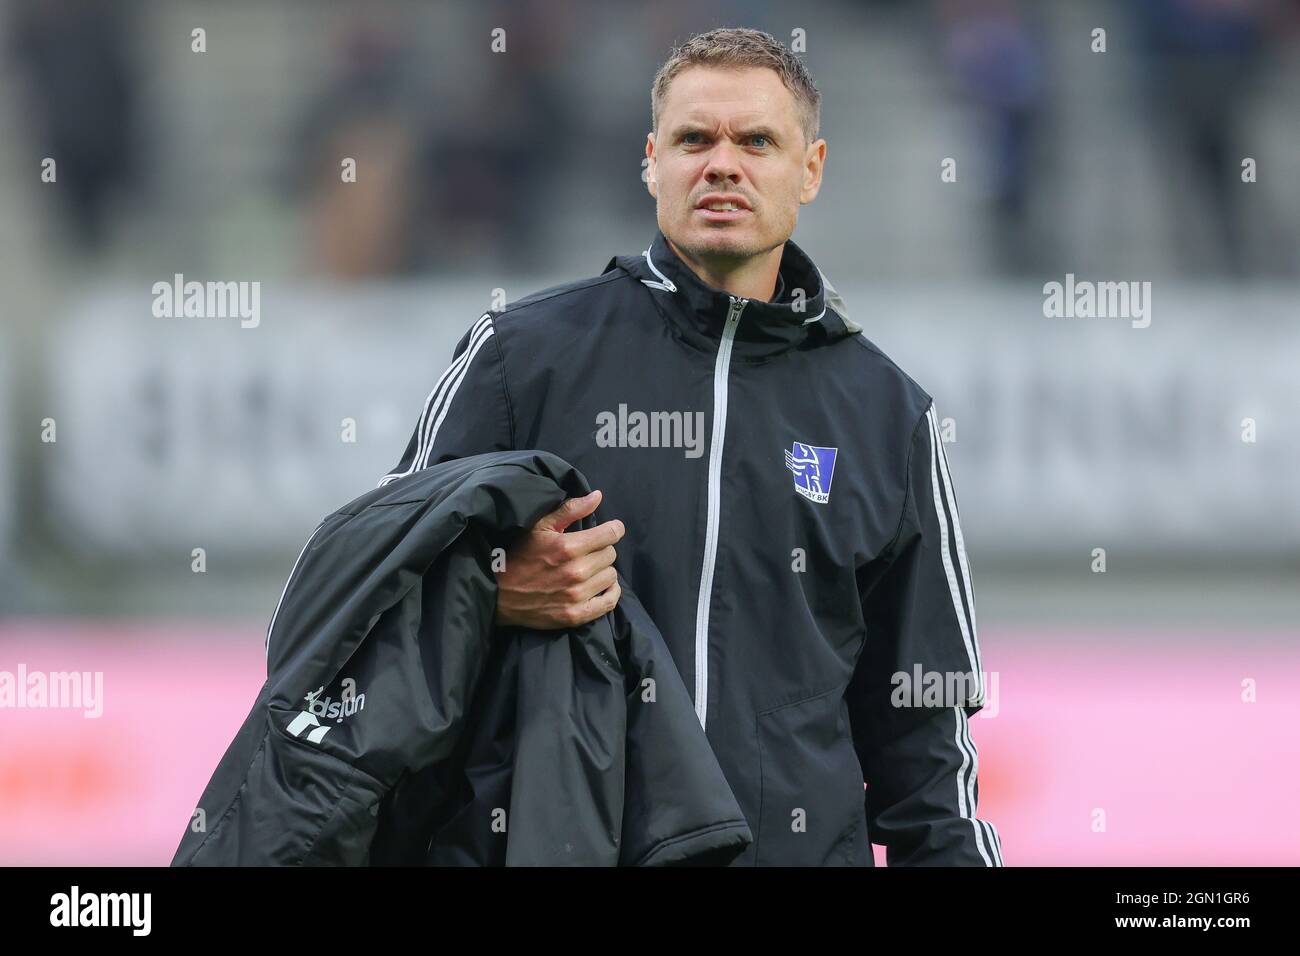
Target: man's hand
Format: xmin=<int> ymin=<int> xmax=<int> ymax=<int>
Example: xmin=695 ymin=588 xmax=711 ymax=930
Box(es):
xmin=494 ymin=489 xmax=625 ymax=630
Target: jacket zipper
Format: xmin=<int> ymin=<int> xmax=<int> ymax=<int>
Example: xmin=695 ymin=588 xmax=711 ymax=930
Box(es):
xmin=693 ymin=294 xmax=747 ymax=730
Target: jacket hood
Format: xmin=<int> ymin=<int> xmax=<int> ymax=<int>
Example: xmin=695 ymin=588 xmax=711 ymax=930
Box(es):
xmin=604 ymin=228 xmax=860 ymax=359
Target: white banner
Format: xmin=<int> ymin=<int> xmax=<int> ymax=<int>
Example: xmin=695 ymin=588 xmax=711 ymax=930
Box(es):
xmin=858 ymin=283 xmax=1300 ymax=555
xmin=45 ymin=280 xmax=1300 ymax=557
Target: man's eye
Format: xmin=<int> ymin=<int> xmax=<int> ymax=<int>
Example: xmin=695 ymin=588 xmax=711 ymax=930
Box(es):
xmin=750 ymin=135 xmax=770 ymax=148
xmin=683 ymin=132 xmax=705 ymax=145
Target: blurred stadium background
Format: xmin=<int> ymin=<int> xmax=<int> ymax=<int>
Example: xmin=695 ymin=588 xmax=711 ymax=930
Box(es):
xmin=0 ymin=0 xmax=1297 ymax=865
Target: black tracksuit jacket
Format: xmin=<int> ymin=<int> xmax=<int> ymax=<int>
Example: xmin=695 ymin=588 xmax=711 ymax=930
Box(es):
xmin=378 ymin=227 xmax=1004 ymax=866
xmin=173 ymin=451 xmax=754 ymax=866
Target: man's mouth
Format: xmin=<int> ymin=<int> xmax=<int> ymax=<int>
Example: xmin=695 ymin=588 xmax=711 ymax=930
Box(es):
xmin=695 ymin=198 xmax=752 ymax=222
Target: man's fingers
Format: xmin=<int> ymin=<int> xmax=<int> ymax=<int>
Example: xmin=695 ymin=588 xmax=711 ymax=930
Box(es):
xmin=572 ymin=579 xmax=621 ymax=625
xmin=565 ymin=565 xmax=619 ymax=605
xmin=538 ymin=489 xmax=602 ymax=533
xmin=557 ymin=518 xmax=625 ymax=559
xmin=567 ymin=545 xmax=618 ymax=583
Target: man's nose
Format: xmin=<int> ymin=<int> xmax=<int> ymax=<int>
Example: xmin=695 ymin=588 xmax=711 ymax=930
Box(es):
xmin=703 ymin=142 xmax=744 ymax=182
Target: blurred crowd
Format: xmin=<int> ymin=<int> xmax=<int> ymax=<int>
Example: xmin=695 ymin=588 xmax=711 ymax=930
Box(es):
xmin=5 ymin=0 xmax=1298 ymax=280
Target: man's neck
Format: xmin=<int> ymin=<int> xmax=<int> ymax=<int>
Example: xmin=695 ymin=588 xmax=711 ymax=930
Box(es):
xmin=667 ymin=238 xmax=784 ymax=303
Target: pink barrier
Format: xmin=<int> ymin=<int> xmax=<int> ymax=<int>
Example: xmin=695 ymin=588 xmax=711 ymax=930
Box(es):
xmin=0 ymin=620 xmax=1295 ymax=865
xmin=0 ymin=621 xmax=266 ymax=865
xmin=968 ymin=633 xmax=1300 ymax=865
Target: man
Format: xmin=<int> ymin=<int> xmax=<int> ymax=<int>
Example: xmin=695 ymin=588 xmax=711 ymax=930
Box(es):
xmin=379 ymin=27 xmax=1002 ymax=866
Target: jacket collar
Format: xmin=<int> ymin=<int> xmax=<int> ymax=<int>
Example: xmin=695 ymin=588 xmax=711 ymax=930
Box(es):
xmin=606 ymin=228 xmax=859 ymax=360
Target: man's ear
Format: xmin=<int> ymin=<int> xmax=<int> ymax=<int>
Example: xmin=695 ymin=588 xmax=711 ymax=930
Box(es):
xmin=799 ymin=138 xmax=827 ymax=205
xmin=644 ymin=133 xmax=658 ymax=198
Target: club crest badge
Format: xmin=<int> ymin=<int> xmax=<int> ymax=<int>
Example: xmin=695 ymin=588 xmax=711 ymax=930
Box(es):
xmin=784 ymin=441 xmax=838 ymax=504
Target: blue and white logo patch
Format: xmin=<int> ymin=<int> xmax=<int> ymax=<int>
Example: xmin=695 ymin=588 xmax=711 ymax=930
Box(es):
xmin=784 ymin=442 xmax=838 ymax=504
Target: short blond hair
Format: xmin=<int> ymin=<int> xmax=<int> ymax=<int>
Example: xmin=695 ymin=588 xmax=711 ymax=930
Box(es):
xmin=651 ymin=27 xmax=821 ymax=147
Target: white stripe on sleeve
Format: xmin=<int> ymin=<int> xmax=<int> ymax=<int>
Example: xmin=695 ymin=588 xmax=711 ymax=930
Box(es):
xmin=953 ymin=706 xmax=994 ymax=866
xmin=925 ymin=406 xmax=982 ymax=700
xmin=377 ymin=314 xmax=493 ymax=487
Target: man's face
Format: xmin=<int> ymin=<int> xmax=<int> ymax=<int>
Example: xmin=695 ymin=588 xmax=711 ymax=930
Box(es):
xmin=646 ymin=65 xmax=826 ymax=267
